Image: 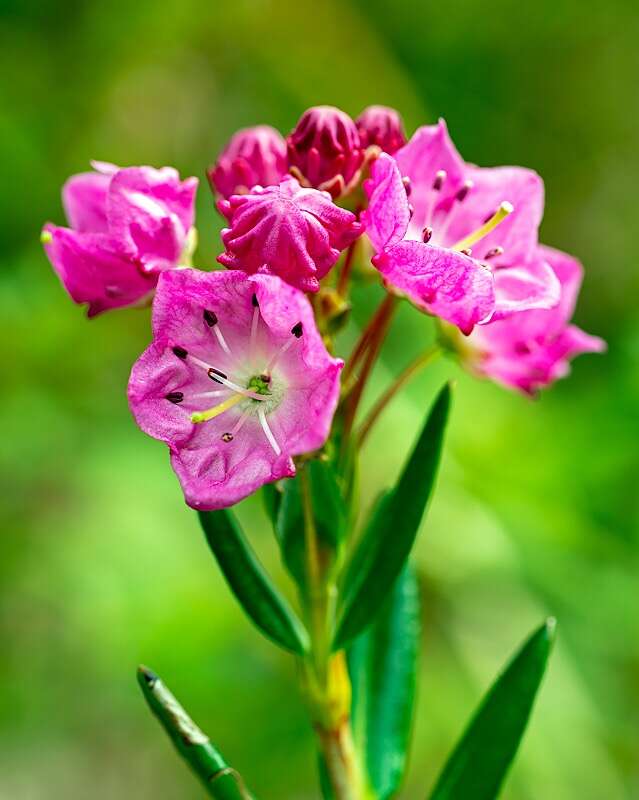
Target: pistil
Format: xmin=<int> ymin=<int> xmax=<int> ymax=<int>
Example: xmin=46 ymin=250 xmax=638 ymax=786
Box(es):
xmin=451 ymin=201 xmax=513 ymax=252
xmin=191 ymin=393 xmax=246 ymax=424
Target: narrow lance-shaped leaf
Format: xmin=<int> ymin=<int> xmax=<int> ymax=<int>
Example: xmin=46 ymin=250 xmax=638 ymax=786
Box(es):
xmin=137 ymin=666 xmax=252 ymax=800
xmin=198 ymin=509 xmax=309 ymax=655
xmin=276 ymin=460 xmax=347 ymax=590
xmin=333 ymin=383 xmax=451 ymax=649
xmin=348 ymin=564 xmax=420 ymax=800
xmin=428 ymin=618 xmax=556 ymax=800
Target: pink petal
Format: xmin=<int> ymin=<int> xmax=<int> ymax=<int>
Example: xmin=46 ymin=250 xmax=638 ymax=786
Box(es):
xmin=62 ymin=171 xmax=111 ymax=233
xmin=373 ymin=240 xmax=495 ymax=334
xmin=489 ymin=257 xmax=561 ymax=321
xmin=42 ymin=224 xmax=156 ymax=316
xmin=361 ymin=152 xmax=410 ymax=251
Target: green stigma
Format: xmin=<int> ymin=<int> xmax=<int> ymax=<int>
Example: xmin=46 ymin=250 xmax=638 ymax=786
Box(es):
xmin=247 ymin=374 xmax=272 ymax=396
xmin=40 ymin=230 xmax=53 ymax=244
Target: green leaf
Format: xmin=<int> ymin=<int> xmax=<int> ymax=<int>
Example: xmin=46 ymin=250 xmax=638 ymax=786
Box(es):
xmin=349 ymin=565 xmax=420 ymax=800
xmin=261 ymin=482 xmax=282 ymax=525
xmin=275 ymin=460 xmax=347 ymax=589
xmin=333 ymin=383 xmax=451 ymax=649
xmin=428 ymin=619 xmax=556 ymax=800
xmin=137 ymin=666 xmax=252 ymax=799
xmin=198 ymin=509 xmax=309 ymax=655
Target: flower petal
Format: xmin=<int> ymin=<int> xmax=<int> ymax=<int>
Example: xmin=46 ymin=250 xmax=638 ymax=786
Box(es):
xmin=361 ymin=152 xmax=411 ymax=251
xmin=42 ymin=224 xmax=155 ymax=316
xmin=107 ymin=166 xmax=198 ymax=271
xmin=373 ymin=240 xmax=495 ymax=334
xmin=62 ymin=171 xmax=111 ymax=233
xmin=489 ymin=256 xmax=561 ymax=320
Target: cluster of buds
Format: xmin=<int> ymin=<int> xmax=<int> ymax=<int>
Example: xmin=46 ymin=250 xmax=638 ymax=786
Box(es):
xmin=41 ymin=104 xmax=604 ymax=510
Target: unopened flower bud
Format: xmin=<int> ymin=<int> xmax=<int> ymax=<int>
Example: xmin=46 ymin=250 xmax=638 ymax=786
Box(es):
xmin=208 ymin=125 xmax=287 ymax=199
xmin=356 ymin=105 xmax=406 ymax=154
xmin=286 ymin=105 xmax=364 ymax=198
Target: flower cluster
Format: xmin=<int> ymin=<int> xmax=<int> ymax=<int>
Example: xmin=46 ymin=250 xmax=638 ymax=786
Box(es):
xmin=42 ymin=104 xmax=604 ymax=508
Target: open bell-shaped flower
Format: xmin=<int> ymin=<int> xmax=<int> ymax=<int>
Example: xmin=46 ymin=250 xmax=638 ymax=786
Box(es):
xmin=464 ymin=246 xmax=606 ymax=394
xmin=361 ymin=120 xmax=552 ymax=334
xmin=207 ymin=125 xmax=288 ymax=199
xmin=41 ymin=161 xmax=198 ymax=316
xmin=217 ymin=176 xmax=362 ymax=292
xmin=128 ymin=268 xmax=343 ymax=510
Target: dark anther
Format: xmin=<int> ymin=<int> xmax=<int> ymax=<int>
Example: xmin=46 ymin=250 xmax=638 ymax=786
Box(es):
xmin=456 ymin=181 xmax=472 ymax=203
xmin=291 ymin=322 xmax=303 ymax=338
xmin=460 ymin=248 xmax=472 ymax=257
xmin=483 ymin=208 xmax=497 ymax=224
xmin=251 ymin=293 xmax=259 ymax=307
xmin=172 ymin=346 xmax=188 ymax=360
xmin=260 ymin=373 xmax=271 ymax=383
xmin=165 ymin=391 xmax=184 ymax=404
xmin=408 ymin=203 xmax=414 ymax=220
xmin=432 ymin=170 xmax=446 ymax=191
xmin=208 ymin=368 xmax=228 ymax=384
xmin=484 ymin=246 xmax=504 ymax=259
xmin=203 ymin=309 xmax=218 ymax=327
xmin=422 ymin=226 xmax=433 ymax=243
xmin=402 ymin=176 xmax=412 ymax=196
xmin=221 ymin=432 xmax=234 ymax=443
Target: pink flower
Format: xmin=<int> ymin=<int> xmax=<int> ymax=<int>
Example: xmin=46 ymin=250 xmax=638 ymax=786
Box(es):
xmin=466 ymin=246 xmax=606 ymax=394
xmin=42 ymin=161 xmax=198 ymax=316
xmin=287 ymin=105 xmax=364 ymax=198
xmin=362 ymin=120 xmax=551 ymax=334
xmin=356 ymin=105 xmax=406 ymax=155
xmin=217 ymin=176 xmax=362 ymax=292
xmin=207 ymin=125 xmax=288 ymax=199
xmin=128 ymin=268 xmax=343 ymax=510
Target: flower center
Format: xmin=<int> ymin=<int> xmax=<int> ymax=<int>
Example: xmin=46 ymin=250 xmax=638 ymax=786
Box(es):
xmin=163 ymin=301 xmax=304 ymax=456
xmin=418 ymin=169 xmax=513 ymax=261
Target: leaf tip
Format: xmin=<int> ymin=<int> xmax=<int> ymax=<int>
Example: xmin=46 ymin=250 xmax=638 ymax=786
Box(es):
xmin=544 ymin=616 xmax=557 ymax=641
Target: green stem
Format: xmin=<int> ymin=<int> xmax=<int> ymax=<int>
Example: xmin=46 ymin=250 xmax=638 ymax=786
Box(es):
xmin=357 ymin=345 xmax=442 ymax=447
xmin=298 ymin=469 xmax=364 ymax=800
xmin=137 ymin=666 xmax=252 ymax=800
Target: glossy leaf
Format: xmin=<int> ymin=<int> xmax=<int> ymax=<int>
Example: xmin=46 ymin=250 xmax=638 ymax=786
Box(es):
xmin=137 ymin=666 xmax=251 ymax=800
xmin=428 ymin=619 xmax=556 ymax=800
xmin=198 ymin=509 xmax=309 ymax=655
xmin=349 ymin=565 xmax=420 ymax=800
xmin=333 ymin=383 xmax=451 ymax=649
xmin=275 ymin=460 xmax=347 ymax=588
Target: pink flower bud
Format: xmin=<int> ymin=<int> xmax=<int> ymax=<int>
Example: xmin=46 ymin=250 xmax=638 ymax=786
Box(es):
xmin=356 ymin=105 xmax=406 ymax=154
xmin=207 ymin=125 xmax=287 ymax=199
xmin=286 ymin=105 xmax=364 ymax=198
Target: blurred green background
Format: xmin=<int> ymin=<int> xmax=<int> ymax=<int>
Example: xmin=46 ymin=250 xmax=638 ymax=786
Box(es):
xmin=1 ymin=0 xmax=638 ymax=797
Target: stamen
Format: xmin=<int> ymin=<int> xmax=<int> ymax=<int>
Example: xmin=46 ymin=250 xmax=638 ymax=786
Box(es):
xmin=455 ymin=179 xmax=474 ymax=203
xmin=433 ymin=170 xmax=447 ymax=191
xmin=165 ymin=391 xmax=184 ymax=404
xmin=190 ymin=390 xmax=226 ymax=400
xmin=191 ymin=393 xmax=245 ymax=424
xmin=460 ymin=248 xmax=472 ymax=257
xmin=423 ymin=169 xmax=447 ymax=229
xmin=250 ymin=294 xmax=260 ymax=358
xmin=172 ymin=346 xmax=188 ymax=360
xmin=185 ymin=353 xmax=264 ymax=400
xmin=451 ymin=202 xmax=513 ymax=252
xmin=422 ymin=226 xmax=433 ymax=243
xmin=221 ymin=408 xmax=253 ymax=442
xmin=484 ymin=246 xmax=504 ymax=260
xmin=265 ymin=322 xmax=303 ymax=373
xmin=204 ymin=309 xmax=232 ymax=356
xmin=402 ymin=176 xmax=412 ymax=196
xmin=258 ymin=407 xmax=281 ymax=455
